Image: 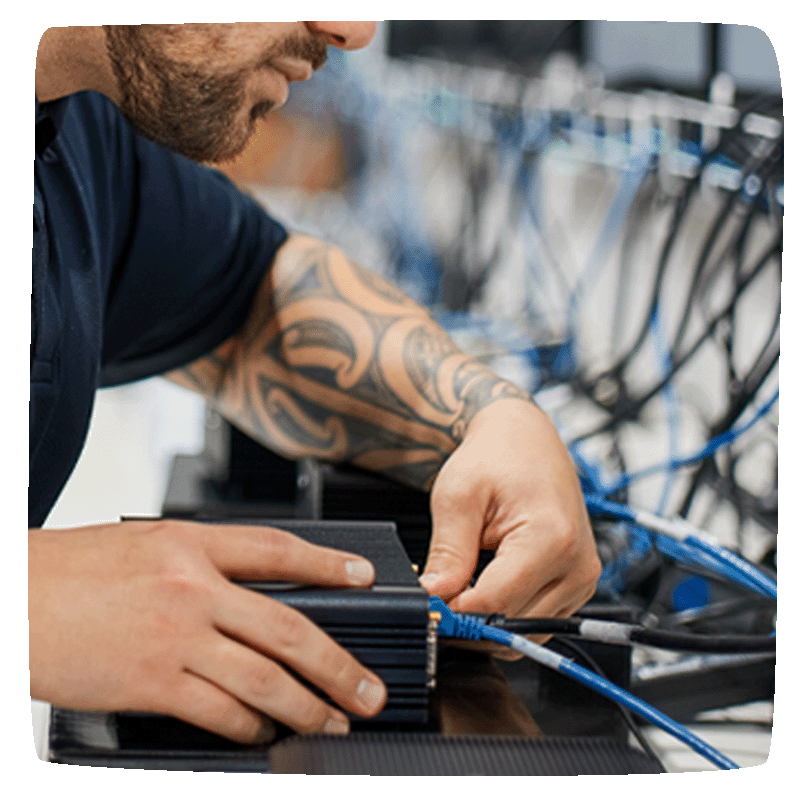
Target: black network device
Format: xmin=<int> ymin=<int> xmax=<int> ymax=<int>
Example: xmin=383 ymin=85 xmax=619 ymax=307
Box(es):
xmin=48 ymin=519 xmax=435 ymax=768
xmin=233 ymin=518 xmax=435 ymax=726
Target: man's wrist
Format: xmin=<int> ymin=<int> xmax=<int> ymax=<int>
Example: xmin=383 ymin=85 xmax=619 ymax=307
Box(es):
xmin=450 ymin=366 xmax=535 ymax=445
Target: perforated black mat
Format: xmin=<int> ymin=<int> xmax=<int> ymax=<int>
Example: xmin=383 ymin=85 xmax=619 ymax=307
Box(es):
xmin=48 ymin=710 xmax=663 ymax=773
xmin=268 ymin=732 xmax=664 ymax=775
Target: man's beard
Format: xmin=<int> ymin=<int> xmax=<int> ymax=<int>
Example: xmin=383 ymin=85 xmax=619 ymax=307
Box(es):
xmin=103 ymin=26 xmax=327 ymax=163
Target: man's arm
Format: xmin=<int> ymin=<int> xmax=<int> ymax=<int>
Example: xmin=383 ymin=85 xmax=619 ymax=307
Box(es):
xmin=167 ymin=232 xmax=528 ymax=488
xmin=167 ymin=232 xmax=601 ymax=618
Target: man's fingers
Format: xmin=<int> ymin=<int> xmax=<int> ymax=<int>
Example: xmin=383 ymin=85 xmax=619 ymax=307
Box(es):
xmin=161 ymin=672 xmax=276 ymax=745
xmin=449 ymin=518 xmax=596 ymax=617
xmin=516 ymin=583 xmax=597 ymax=621
xmin=193 ymin=522 xmax=375 ymax=587
xmin=185 ymin=632 xmax=353 ymax=735
xmin=452 ymin=550 xmax=597 ymax=623
xmin=448 ymin=543 xmax=557 ymax=616
xmin=449 ymin=549 xmax=568 ymax=617
xmin=420 ymin=472 xmax=486 ymax=599
xmin=212 ymin=583 xmax=387 ymax=720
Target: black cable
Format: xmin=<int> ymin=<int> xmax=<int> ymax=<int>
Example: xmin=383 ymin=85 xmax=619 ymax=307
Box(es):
xmin=711 ymin=337 xmax=779 ymax=441
xmin=485 ymin=615 xmax=580 ymax=635
xmin=675 ymin=346 xmax=778 ymax=519
xmin=610 ymin=173 xmax=662 ymax=360
xmin=490 ymin=617 xmax=776 ymax=654
xmin=728 ymin=273 xmax=780 ymax=390
xmin=586 ymin=102 xmax=782 ymax=398
xmin=628 ymin=628 xmax=774 ymax=653
xmin=549 ymin=635 xmax=662 ymax=763
xmin=669 ymin=158 xmax=777 ymax=359
xmin=573 ymin=230 xmax=780 ymax=441
xmin=669 ymin=136 xmax=783 ymax=360
xmin=660 ymin=595 xmax=775 ymax=630
xmin=597 ymin=111 xmax=746 ymax=379
xmin=643 ymin=200 xmax=780 ymax=413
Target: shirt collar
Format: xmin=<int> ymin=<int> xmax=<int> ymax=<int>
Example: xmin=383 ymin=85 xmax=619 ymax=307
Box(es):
xmin=35 ymin=94 xmax=69 ymax=156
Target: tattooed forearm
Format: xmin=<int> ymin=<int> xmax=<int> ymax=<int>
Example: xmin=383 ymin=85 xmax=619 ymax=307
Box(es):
xmin=167 ymin=234 xmax=532 ymax=490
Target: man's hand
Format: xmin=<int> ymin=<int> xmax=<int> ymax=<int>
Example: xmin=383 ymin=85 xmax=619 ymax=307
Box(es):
xmin=29 ymin=520 xmax=387 ymax=744
xmin=165 ymin=235 xmax=600 ymax=631
xmin=420 ymin=399 xmax=601 ymax=624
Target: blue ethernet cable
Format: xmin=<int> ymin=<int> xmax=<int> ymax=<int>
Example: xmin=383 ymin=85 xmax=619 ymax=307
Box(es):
xmin=565 ymin=145 xmax=654 ymax=344
xmin=429 ymin=596 xmax=740 ymax=771
xmin=584 ymin=494 xmax=778 ymax=599
xmin=601 ymin=388 xmax=779 ymax=495
xmin=649 ymin=303 xmax=681 ymax=515
xmin=583 ymin=494 xmax=777 ymax=601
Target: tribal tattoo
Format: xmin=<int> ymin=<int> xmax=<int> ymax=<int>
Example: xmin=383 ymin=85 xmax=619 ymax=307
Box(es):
xmin=167 ymin=234 xmax=531 ymax=490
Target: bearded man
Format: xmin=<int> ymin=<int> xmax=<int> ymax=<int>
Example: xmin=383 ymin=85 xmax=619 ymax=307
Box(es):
xmin=31 ymin=23 xmax=600 ymax=744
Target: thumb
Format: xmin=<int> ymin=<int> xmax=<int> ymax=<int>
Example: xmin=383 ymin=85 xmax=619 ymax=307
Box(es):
xmin=420 ymin=476 xmax=486 ymax=601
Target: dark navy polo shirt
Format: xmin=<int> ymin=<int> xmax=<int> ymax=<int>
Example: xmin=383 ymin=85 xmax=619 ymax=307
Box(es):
xmin=31 ymin=91 xmax=288 ymax=527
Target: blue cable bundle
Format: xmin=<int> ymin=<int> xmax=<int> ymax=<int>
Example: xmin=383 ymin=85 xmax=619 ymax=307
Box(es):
xmin=430 ymin=596 xmax=740 ymax=771
xmin=600 ymin=390 xmax=778 ymax=496
xmin=572 ymin=388 xmax=778 ymax=602
xmin=583 ymin=494 xmax=777 ymax=601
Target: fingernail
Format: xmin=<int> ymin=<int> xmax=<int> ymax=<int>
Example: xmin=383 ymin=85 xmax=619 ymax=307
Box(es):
xmin=357 ymin=678 xmax=387 ymax=713
xmin=419 ymin=572 xmax=438 ymax=589
xmin=323 ymin=715 xmax=350 ymax=735
xmin=345 ymin=559 xmax=374 ymax=586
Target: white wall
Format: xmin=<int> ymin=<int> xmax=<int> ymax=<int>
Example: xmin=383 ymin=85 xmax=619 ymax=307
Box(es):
xmin=44 ymin=379 xmax=206 ymax=529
